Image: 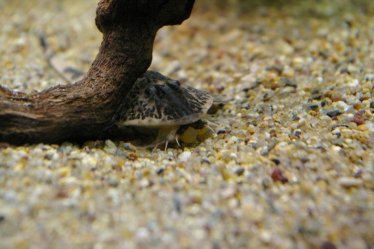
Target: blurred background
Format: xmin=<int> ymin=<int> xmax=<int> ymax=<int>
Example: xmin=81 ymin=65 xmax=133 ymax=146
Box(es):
xmin=0 ymin=0 xmax=373 ymax=90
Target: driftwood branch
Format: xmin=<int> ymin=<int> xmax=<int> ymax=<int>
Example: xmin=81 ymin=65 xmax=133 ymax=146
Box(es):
xmin=0 ymin=0 xmax=195 ymax=144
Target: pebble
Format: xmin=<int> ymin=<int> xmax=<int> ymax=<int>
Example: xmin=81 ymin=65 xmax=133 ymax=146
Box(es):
xmin=320 ymin=241 xmax=337 ymax=249
xmin=217 ymin=128 xmax=227 ymax=135
xmin=240 ymin=74 xmax=258 ymax=89
xmin=370 ymin=101 xmax=374 ymax=109
xmin=178 ymin=151 xmax=192 ymax=163
xmin=164 ymin=60 xmax=181 ymax=75
xmin=307 ymin=103 xmax=319 ymax=111
xmin=352 ymin=111 xmax=365 ymax=125
xmin=347 ymin=79 xmax=359 ymax=90
xmin=155 ymin=167 xmax=165 ymax=175
xmin=364 ymin=74 xmax=374 ymax=81
xmin=271 ymin=168 xmax=289 ymax=183
xmin=104 ymin=140 xmax=117 ymax=154
xmin=234 ymin=167 xmax=245 ymax=176
xmin=333 ymin=101 xmax=351 ymax=112
xmin=135 ymin=227 xmax=150 ymax=241
xmin=107 ymin=177 xmax=119 ymax=187
xmin=338 ymin=177 xmax=363 ymax=187
xmin=326 ymin=110 xmax=342 ymax=118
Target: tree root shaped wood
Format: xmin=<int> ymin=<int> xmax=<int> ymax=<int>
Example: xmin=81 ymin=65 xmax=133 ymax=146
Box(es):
xmin=0 ymin=0 xmax=195 ymax=144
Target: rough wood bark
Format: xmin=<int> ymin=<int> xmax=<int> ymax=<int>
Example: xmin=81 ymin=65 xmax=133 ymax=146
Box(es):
xmin=0 ymin=0 xmax=195 ymax=144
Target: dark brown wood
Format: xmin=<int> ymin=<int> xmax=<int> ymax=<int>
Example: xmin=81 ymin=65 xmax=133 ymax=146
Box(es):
xmin=0 ymin=0 xmax=195 ymax=144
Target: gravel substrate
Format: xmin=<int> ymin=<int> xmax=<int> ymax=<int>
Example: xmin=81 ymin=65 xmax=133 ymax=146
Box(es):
xmin=0 ymin=0 xmax=373 ymax=248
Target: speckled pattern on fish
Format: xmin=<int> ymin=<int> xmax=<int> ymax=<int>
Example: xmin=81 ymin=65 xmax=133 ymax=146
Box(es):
xmin=116 ymin=71 xmax=213 ymax=126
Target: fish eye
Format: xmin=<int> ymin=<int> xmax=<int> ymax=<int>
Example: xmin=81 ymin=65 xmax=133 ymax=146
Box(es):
xmin=171 ymin=80 xmax=180 ymax=86
xmin=144 ymin=86 xmax=156 ymax=97
xmin=167 ymin=80 xmax=181 ymax=89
